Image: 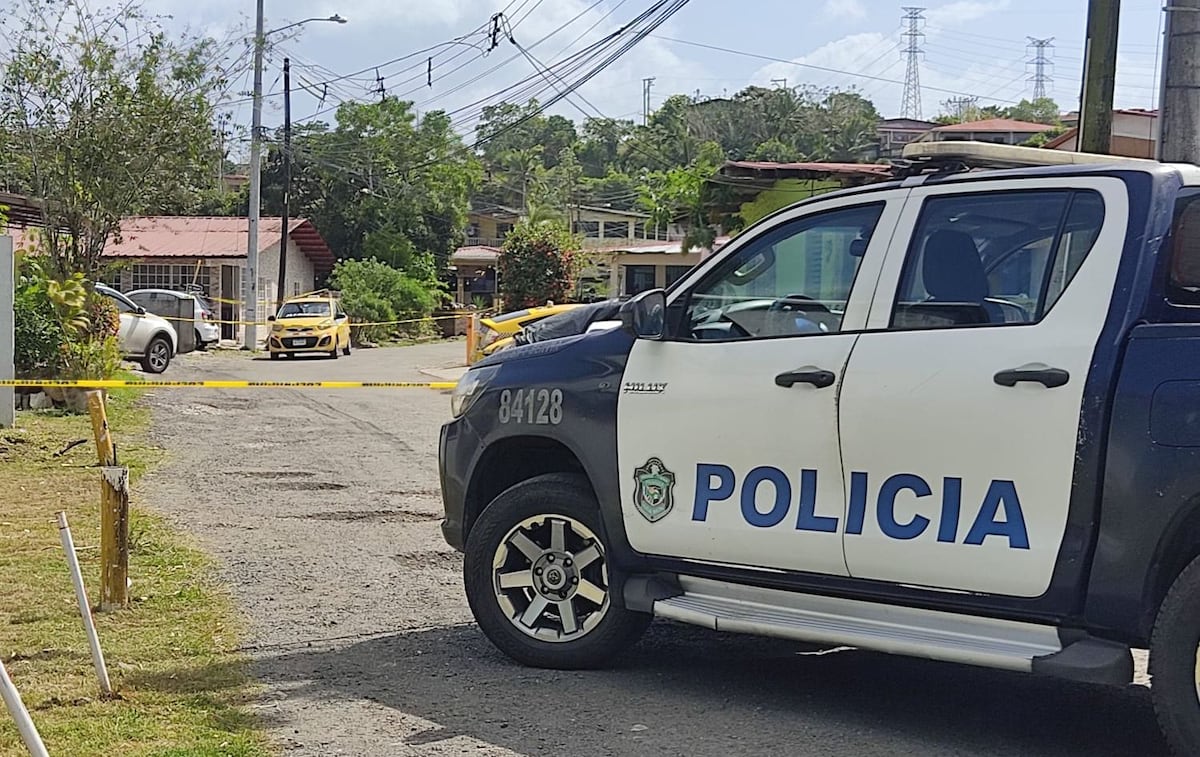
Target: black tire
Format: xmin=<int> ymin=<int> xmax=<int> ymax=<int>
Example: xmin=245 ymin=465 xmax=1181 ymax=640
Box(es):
xmin=269 ymin=352 xmax=280 ymax=361
xmin=464 ymin=473 xmax=651 ymax=670
xmin=141 ymin=335 xmax=171 ymax=374
xmin=1151 ymin=555 xmax=1200 ymax=755
xmin=194 ymin=330 xmax=207 ymax=350
xmin=342 ymin=339 xmax=351 ymax=357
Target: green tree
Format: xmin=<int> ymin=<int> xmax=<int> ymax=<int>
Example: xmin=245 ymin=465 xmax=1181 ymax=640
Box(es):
xmin=0 ymin=0 xmax=225 ymax=278
xmin=498 ymin=222 xmax=580 ymax=308
xmin=577 ymin=117 xmax=635 ymax=177
xmin=259 ymin=100 xmax=480 ymax=271
xmin=1006 ymin=97 xmax=1062 ymax=125
xmin=331 ymin=257 xmax=442 ymax=344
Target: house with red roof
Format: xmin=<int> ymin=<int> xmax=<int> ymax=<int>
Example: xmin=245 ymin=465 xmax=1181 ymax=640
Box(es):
xmin=12 ymin=215 xmax=336 ymax=341
xmin=918 ymin=118 xmax=1057 ymax=146
xmin=104 ymin=216 xmax=335 ymax=340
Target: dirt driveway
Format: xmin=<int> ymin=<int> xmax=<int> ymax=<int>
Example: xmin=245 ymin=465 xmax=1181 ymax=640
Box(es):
xmin=137 ymin=343 xmax=1168 ymax=756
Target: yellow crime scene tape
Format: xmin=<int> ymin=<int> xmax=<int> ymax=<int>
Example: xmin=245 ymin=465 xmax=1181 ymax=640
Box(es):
xmin=0 ymin=380 xmax=457 ymax=390
xmin=153 ymin=311 xmax=477 ymax=328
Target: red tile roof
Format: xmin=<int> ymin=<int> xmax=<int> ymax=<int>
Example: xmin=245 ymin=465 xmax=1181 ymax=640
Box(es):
xmin=104 ymin=216 xmax=335 ymax=273
xmin=932 ymin=118 xmax=1055 ymax=133
xmin=723 ymin=160 xmax=892 ymax=176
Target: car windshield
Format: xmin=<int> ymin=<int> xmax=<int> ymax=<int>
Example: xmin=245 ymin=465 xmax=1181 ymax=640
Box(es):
xmin=277 ymin=302 xmax=330 ymax=318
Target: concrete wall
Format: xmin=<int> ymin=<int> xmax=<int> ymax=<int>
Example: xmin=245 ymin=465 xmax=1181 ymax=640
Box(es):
xmin=258 ymin=238 xmax=317 ymax=311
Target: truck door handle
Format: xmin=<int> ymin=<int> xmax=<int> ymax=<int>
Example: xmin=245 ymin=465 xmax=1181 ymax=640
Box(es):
xmin=775 ymin=367 xmax=836 ymax=389
xmin=993 ymin=366 xmax=1070 ymax=389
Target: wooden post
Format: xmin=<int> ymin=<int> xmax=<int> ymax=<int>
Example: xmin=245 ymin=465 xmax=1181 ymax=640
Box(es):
xmin=87 ymin=391 xmax=129 ymax=611
xmin=1078 ymin=0 xmax=1120 ymax=154
xmin=466 ymin=314 xmax=476 ymax=366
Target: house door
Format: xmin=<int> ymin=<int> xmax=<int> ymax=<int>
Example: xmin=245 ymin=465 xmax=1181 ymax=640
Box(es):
xmin=220 ymin=265 xmax=240 ymax=341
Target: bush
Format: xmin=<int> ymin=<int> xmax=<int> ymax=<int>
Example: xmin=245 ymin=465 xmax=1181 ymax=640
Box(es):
xmin=498 ymin=222 xmax=580 ymax=309
xmin=14 ymin=289 xmax=62 ymax=379
xmin=14 ymin=252 xmax=123 ymax=383
xmin=331 ymin=257 xmax=443 ymax=345
xmin=340 ymin=291 xmax=394 ymax=346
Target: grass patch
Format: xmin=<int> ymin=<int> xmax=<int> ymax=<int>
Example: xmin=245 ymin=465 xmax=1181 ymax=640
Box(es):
xmin=0 ymin=388 xmax=269 ymax=757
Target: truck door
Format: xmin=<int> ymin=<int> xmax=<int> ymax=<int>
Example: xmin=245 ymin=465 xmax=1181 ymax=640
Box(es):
xmin=838 ymin=177 xmax=1127 ymax=597
xmin=616 ymin=192 xmax=907 ymax=576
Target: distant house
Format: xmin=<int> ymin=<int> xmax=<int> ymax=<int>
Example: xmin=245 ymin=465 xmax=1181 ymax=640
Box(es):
xmin=602 ymin=237 xmax=730 ymax=296
xmin=875 ymin=117 xmax=940 ymax=159
xmin=95 ymin=217 xmax=333 ymax=341
xmin=706 ymin=160 xmax=893 ymax=226
xmin=918 ymin=118 xmax=1056 ymax=146
xmin=450 ymin=201 xmax=676 ymax=308
xmin=1045 ymin=108 xmax=1158 ymax=159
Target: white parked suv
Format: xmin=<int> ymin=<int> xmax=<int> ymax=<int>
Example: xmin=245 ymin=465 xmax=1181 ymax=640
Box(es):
xmin=96 ymin=284 xmax=178 ymax=374
xmin=127 ymin=288 xmax=220 ymax=350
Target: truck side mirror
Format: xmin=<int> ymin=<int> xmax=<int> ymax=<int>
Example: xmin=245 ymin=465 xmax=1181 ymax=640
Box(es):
xmin=267 ymin=315 xmax=276 ymax=322
xmin=620 ymin=289 xmax=666 ymax=340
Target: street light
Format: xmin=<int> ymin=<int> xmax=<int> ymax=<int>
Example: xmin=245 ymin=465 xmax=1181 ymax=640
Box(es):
xmin=244 ymin=6 xmax=346 ymax=350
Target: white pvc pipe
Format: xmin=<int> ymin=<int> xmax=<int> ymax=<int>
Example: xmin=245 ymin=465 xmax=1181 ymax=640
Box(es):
xmin=0 ymin=658 xmax=49 ymax=757
xmin=57 ymin=512 xmax=113 ymax=695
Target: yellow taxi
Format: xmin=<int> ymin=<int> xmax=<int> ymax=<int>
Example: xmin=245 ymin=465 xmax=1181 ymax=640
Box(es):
xmin=267 ymin=292 xmax=352 ymax=360
xmin=472 ymin=303 xmax=581 ymax=363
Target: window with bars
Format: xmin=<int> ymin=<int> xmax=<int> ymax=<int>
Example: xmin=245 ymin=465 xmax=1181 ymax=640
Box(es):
xmin=131 ymin=263 xmax=212 ymax=294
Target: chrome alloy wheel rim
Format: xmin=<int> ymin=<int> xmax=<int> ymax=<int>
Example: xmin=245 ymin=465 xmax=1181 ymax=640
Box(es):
xmin=149 ymin=341 xmax=169 ymax=371
xmin=492 ymin=515 xmax=609 ymax=642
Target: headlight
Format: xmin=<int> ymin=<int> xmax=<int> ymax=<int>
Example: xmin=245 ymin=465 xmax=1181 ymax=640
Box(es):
xmin=450 ymin=366 xmax=497 ymax=418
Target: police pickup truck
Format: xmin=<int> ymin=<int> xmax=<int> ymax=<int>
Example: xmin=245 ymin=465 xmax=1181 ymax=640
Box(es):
xmin=439 ymin=142 xmax=1200 ymax=753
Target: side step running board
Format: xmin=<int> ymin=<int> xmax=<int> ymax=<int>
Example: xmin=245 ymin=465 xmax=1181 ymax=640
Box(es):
xmin=632 ymin=575 xmax=1131 ymax=684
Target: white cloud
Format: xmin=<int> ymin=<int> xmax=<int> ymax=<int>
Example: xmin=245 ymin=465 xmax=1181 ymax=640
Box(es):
xmin=926 ymin=1 xmax=1011 ymax=31
xmin=823 ymin=0 xmax=867 ymax=20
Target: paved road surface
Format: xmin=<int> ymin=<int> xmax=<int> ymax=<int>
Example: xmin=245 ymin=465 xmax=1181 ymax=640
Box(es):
xmin=136 ymin=343 xmax=1168 ymax=756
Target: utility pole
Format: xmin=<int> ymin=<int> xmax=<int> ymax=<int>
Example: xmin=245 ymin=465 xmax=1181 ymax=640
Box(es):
xmin=1078 ymin=0 xmax=1120 ymax=154
xmin=1027 ymin=37 xmax=1055 ymax=100
xmin=642 ymin=77 xmax=655 ymax=125
xmin=1158 ymin=2 xmax=1200 ymax=163
xmin=901 ymin=7 xmax=926 ymax=120
xmin=942 ymin=96 xmax=978 ymax=123
xmin=276 ymin=56 xmax=291 ymax=313
xmin=244 ymin=0 xmax=265 ymax=350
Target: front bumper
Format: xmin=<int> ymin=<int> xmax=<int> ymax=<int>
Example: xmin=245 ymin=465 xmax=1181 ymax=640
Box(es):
xmin=269 ymin=332 xmax=336 ymax=353
xmin=438 ymin=417 xmax=476 ymax=552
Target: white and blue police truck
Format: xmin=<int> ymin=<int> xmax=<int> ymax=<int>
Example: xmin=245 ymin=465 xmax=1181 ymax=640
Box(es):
xmin=439 ymin=142 xmax=1200 ymax=754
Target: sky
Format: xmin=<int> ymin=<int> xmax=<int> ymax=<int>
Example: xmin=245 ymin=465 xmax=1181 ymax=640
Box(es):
xmin=139 ymin=0 xmax=1166 ymax=152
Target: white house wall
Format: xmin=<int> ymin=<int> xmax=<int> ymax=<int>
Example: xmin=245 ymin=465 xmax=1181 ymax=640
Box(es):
xmin=257 ymin=238 xmax=318 ymax=311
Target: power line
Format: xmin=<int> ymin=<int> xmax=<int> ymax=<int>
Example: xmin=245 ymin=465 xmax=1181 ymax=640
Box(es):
xmin=649 ymin=35 xmax=1023 ymax=105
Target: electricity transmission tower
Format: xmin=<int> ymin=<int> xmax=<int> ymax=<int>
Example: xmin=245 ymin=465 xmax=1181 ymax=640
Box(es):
xmin=901 ymin=7 xmax=926 ymax=120
xmin=1026 ymin=37 xmax=1055 ymax=100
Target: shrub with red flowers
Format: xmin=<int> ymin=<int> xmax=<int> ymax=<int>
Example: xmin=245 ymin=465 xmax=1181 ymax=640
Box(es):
xmin=497 ymin=221 xmax=581 ymax=309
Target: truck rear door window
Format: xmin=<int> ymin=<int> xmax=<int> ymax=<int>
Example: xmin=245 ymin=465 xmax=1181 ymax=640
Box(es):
xmin=890 ymin=189 xmax=1105 ymax=330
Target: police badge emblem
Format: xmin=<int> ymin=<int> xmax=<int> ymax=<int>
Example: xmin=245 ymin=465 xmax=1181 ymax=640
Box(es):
xmin=633 ymin=457 xmax=675 ymax=522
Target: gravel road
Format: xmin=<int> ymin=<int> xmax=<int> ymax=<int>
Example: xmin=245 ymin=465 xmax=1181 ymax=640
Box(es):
xmin=137 ymin=342 xmax=1168 ymax=756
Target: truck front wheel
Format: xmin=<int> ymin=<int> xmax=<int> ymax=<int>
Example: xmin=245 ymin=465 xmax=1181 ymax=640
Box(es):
xmin=463 ymin=473 xmax=651 ymax=669
xmin=1151 ymin=555 xmax=1200 ymax=755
